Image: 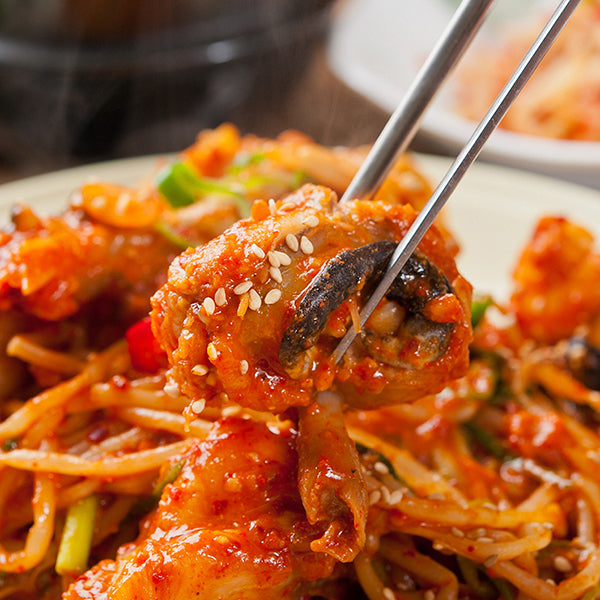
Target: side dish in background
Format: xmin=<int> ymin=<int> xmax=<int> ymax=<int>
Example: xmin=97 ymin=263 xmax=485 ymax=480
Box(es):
xmin=454 ymin=0 xmax=600 ymax=141
xmin=1 ymin=127 xmax=600 ymax=599
xmin=328 ymin=0 xmax=600 ymax=188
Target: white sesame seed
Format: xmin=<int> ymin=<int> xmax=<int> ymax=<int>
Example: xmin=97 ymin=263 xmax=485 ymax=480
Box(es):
xmin=302 ymin=215 xmax=319 ymax=227
xmin=374 ymin=461 xmax=389 ymax=474
xmin=202 ymin=297 xmax=216 ymax=315
xmin=237 ymin=293 xmax=249 ymax=317
xmin=207 ymin=342 xmax=218 ymax=362
xmin=483 ymin=554 xmax=498 ymax=568
xmin=273 ymin=250 xmax=291 ymax=266
xmin=268 ymin=199 xmax=276 ymax=215
xmin=233 ymin=281 xmax=253 ymax=295
xmin=191 ymin=364 xmax=208 ymax=376
xmin=387 ymin=490 xmax=404 ymax=505
xmin=380 ymin=486 xmax=391 ymax=504
xmin=269 ymin=266 xmax=283 ymax=283
xmin=477 ymin=536 xmax=494 ymax=544
xmin=163 ymin=382 xmax=179 ymax=397
xmin=553 ymin=556 xmax=572 ymax=573
xmin=191 ymin=399 xmax=205 ymax=414
xmin=248 ymin=288 xmax=262 ymax=311
xmin=240 ymin=360 xmax=249 ymax=375
xmin=382 ymin=587 xmax=395 ymax=600
xmin=267 ymin=251 xmax=280 ymax=268
xmin=280 ymin=201 xmax=295 ymax=211
xmin=264 ymin=289 xmax=282 ymax=305
xmin=369 ymin=490 xmax=381 ymax=505
xmin=285 ymin=233 xmax=299 ymax=252
xmin=451 ymin=527 xmax=465 ymax=538
xmin=300 ymin=235 xmax=314 ymax=255
xmin=214 ymin=287 xmax=227 ymax=306
xmin=543 ymin=522 xmax=555 ymax=530
xmin=249 ymin=243 xmax=265 ymax=259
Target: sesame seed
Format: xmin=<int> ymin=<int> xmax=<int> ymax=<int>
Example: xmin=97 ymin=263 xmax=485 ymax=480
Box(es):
xmin=543 ymin=522 xmax=555 ymax=530
xmin=387 ymin=490 xmax=404 ymax=505
xmin=267 ymin=251 xmax=280 ymax=268
xmin=248 ymin=288 xmax=262 ymax=311
xmin=207 ymin=342 xmax=218 ymax=362
xmin=451 ymin=527 xmax=465 ymax=538
xmin=191 ymin=399 xmax=205 ymax=414
xmin=163 ymin=382 xmax=179 ymax=397
xmin=302 ymin=215 xmax=319 ymax=227
xmin=191 ymin=364 xmax=208 ymax=376
xmin=300 ymin=235 xmax=314 ymax=254
xmin=214 ymin=287 xmax=227 ymax=306
xmin=424 ymin=590 xmax=435 ymax=600
xmin=273 ymin=250 xmax=291 ymax=266
xmin=483 ymin=554 xmax=498 ymax=568
xmin=264 ymin=289 xmax=282 ymax=305
xmin=468 ymin=527 xmax=487 ymax=539
xmin=477 ymin=536 xmax=494 ymax=543
xmin=374 ymin=461 xmax=389 ymax=474
xmin=237 ymin=293 xmax=249 ymax=317
xmin=234 ymin=281 xmax=253 ymax=295
xmin=249 ymin=243 xmax=265 ymax=259
xmin=285 ymin=233 xmax=299 ymax=252
xmin=382 ymin=587 xmax=395 ymax=600
xmin=380 ymin=486 xmax=391 ymax=504
xmin=202 ymin=297 xmax=216 ymax=315
xmin=269 ymin=266 xmax=283 ymax=283
xmin=369 ymin=490 xmax=381 ymax=505
xmin=240 ymin=360 xmax=249 ymax=375
xmin=268 ymin=199 xmax=276 ymax=215
xmin=553 ymin=556 xmax=572 ymax=573
xmin=280 ymin=201 xmax=295 ymax=211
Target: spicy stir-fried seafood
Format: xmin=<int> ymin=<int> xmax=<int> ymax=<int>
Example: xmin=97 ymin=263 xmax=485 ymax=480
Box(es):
xmin=151 ymin=183 xmax=472 ymax=414
xmin=0 ymin=126 xmax=600 ymax=600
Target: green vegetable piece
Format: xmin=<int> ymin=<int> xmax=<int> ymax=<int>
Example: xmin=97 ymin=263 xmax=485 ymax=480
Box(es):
xmin=2 ymin=438 xmax=18 ymax=451
xmin=156 ymin=162 xmax=200 ymax=208
xmin=463 ymin=421 xmax=510 ymax=461
xmin=152 ymin=459 xmax=185 ymax=500
xmin=56 ymin=494 xmax=98 ymax=577
xmin=471 ymin=295 xmax=493 ymax=328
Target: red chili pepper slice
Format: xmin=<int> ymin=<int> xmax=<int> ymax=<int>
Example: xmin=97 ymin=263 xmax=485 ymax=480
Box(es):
xmin=125 ymin=316 xmax=167 ymax=373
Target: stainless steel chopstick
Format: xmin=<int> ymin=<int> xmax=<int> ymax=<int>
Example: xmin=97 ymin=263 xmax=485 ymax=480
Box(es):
xmin=340 ymin=0 xmax=495 ymax=205
xmin=333 ymin=0 xmax=583 ymax=364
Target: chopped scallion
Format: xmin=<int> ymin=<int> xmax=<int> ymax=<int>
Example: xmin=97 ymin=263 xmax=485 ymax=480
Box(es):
xmin=471 ymin=295 xmax=493 ymax=328
xmin=56 ymin=494 xmax=98 ymax=577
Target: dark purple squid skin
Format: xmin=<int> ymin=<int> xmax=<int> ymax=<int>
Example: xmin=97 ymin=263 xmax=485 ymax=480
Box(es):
xmin=279 ymin=240 xmax=456 ymax=375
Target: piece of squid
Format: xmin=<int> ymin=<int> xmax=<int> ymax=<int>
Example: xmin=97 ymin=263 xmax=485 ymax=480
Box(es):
xmin=151 ymin=183 xmax=472 ymax=413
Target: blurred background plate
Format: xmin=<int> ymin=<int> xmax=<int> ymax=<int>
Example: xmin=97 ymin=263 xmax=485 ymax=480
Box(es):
xmin=328 ymin=0 xmax=600 ymax=189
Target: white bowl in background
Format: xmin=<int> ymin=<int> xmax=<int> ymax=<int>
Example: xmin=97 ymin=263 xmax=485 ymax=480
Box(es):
xmin=328 ymin=0 xmax=600 ymax=190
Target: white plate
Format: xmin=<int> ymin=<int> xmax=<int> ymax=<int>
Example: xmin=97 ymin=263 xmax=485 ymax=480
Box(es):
xmin=1 ymin=154 xmax=599 ymax=303
xmin=328 ymin=0 xmax=600 ymax=189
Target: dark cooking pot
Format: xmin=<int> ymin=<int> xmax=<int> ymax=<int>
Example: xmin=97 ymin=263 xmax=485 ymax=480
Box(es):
xmin=0 ymin=0 xmax=333 ymax=166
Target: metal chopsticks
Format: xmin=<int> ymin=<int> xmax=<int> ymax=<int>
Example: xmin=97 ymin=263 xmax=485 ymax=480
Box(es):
xmin=333 ymin=0 xmax=583 ymax=364
xmin=340 ymin=0 xmax=495 ymax=205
